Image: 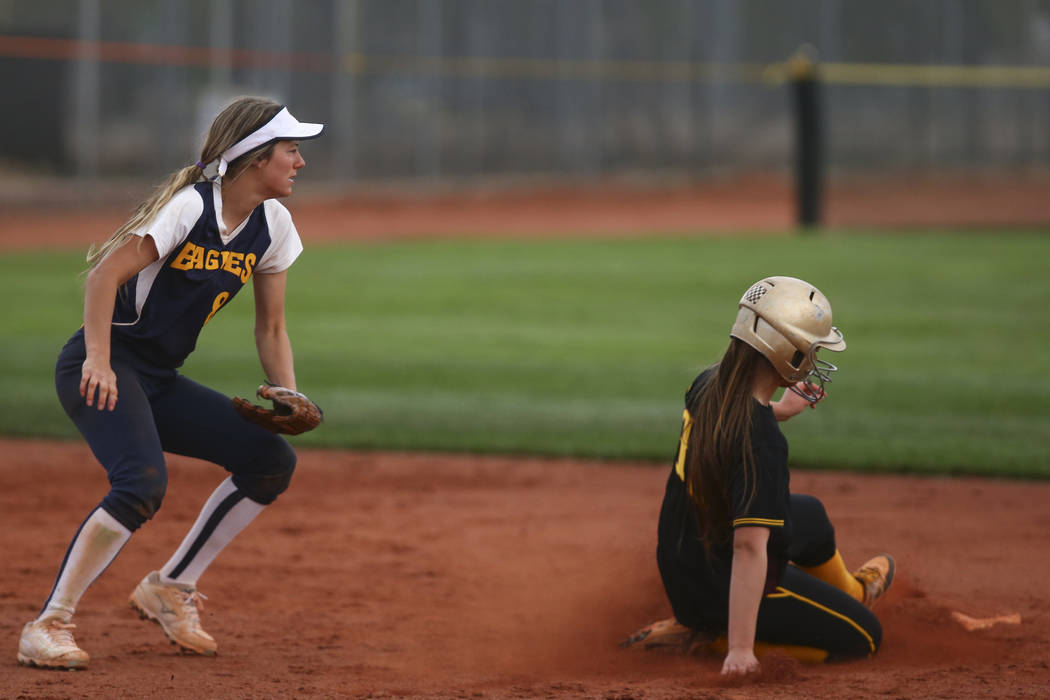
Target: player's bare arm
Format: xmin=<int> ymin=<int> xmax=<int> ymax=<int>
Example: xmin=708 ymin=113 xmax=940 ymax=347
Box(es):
xmin=723 ymin=526 xmax=769 ymax=676
xmin=80 ymin=235 xmax=160 ymax=410
xmin=252 ymin=270 xmax=296 ymax=390
xmin=771 ymin=381 xmax=826 ymax=421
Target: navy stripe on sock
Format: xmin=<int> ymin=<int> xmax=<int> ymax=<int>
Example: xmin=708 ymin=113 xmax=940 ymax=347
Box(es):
xmin=38 ymin=505 xmax=130 ymax=617
xmin=39 ymin=507 xmax=97 ymax=616
xmin=166 ymin=490 xmax=247 ymax=580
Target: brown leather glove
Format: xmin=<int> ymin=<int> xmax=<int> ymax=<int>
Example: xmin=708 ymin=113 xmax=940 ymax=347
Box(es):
xmin=233 ymin=384 xmax=323 ymax=435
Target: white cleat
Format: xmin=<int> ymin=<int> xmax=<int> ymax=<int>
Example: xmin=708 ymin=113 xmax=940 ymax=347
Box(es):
xmin=17 ymin=616 xmax=90 ymax=670
xmin=129 ymin=571 xmax=217 ymax=656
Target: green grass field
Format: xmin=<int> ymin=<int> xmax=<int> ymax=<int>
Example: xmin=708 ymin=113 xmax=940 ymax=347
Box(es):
xmin=2 ymin=230 xmax=1047 ymax=478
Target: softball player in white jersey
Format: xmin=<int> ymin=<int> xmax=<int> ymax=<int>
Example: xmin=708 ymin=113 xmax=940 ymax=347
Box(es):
xmin=18 ymin=97 xmax=324 ymax=669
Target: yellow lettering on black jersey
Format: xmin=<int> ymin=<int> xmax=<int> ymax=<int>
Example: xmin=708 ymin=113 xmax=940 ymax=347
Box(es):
xmin=169 ymin=242 xmax=256 ymax=283
xmin=674 ymin=408 xmax=693 ymax=482
xmin=241 ymin=253 xmax=256 ymax=283
xmin=223 ymin=251 xmax=244 ymax=277
xmin=204 ymin=291 xmax=230 ymax=326
xmin=170 ymin=241 xmax=204 ymax=270
xmin=205 ymin=249 xmax=221 ymax=270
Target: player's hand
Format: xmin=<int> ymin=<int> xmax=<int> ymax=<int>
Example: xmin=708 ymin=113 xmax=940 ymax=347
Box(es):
xmin=720 ymin=648 xmax=760 ymax=677
xmin=80 ymin=357 xmax=118 ymax=411
xmin=772 ymin=382 xmax=824 ymax=421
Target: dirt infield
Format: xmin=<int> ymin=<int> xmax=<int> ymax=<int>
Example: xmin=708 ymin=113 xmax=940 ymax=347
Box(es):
xmin=2 ymin=173 xmax=1048 ymax=252
xmin=3 ymin=179 xmax=1048 ymax=697
xmin=2 ymin=438 xmax=1048 ymax=699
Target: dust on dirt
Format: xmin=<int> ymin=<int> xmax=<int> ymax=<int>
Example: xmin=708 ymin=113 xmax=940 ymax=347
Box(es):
xmin=2 ymin=439 xmax=1048 ymax=699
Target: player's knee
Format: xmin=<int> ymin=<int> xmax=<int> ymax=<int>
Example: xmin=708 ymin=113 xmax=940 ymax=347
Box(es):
xmin=102 ymin=464 xmax=168 ymax=531
xmin=793 ymin=493 xmax=829 ymax=520
xmin=827 ymin=612 xmax=882 ymax=662
xmin=795 ymin=494 xmax=835 ymax=536
xmin=870 ymin=620 xmax=883 ymax=653
xmin=232 ymin=439 xmax=297 ymax=505
xmin=851 ymin=617 xmax=882 ymax=659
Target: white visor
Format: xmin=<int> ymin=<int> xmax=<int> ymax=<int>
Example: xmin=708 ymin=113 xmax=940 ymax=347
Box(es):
xmin=217 ymin=106 xmax=324 ymax=176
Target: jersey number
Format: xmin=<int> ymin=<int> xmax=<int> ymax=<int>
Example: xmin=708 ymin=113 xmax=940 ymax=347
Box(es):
xmin=204 ymin=291 xmax=230 ymax=326
xmin=674 ymin=408 xmax=693 ymax=482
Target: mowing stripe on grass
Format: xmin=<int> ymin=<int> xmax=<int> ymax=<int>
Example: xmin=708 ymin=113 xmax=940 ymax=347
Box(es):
xmin=1 ymin=232 xmax=1047 ymax=477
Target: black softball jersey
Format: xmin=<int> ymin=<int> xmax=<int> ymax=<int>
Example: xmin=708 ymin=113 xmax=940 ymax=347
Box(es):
xmin=656 ymin=370 xmax=792 ymax=631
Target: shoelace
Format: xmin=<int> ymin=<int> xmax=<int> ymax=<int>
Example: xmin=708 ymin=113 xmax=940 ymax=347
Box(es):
xmin=176 ymin=589 xmax=208 ymax=625
xmin=45 ymin=620 xmax=79 ymax=648
xmin=854 ymin=566 xmax=881 ymax=584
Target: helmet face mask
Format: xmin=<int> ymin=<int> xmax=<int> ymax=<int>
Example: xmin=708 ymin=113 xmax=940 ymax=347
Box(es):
xmin=729 ymin=276 xmax=846 ymax=402
xmin=787 ymin=343 xmax=842 ymax=402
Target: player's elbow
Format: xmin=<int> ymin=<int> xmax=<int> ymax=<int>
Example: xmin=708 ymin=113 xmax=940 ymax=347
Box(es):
xmin=731 ymin=526 xmax=769 ymax=559
xmin=254 ymin=319 xmax=288 ymax=345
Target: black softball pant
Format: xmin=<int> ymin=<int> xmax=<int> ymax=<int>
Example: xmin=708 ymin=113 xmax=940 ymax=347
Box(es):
xmin=753 ymin=494 xmax=881 ymax=660
xmin=55 ymin=330 xmax=296 ymax=532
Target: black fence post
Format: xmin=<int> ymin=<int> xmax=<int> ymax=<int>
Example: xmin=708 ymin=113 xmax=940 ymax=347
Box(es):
xmin=789 ymin=49 xmax=824 ymax=230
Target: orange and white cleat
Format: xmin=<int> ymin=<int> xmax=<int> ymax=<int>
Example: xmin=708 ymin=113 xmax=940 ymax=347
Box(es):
xmin=17 ymin=615 xmax=90 ymax=670
xmin=853 ymin=553 xmax=896 ymax=609
xmin=130 ymin=571 xmax=217 ymax=656
xmin=620 ymin=617 xmax=698 ymax=651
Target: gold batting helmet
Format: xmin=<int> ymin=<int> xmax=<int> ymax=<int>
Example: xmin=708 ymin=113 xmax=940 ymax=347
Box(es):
xmin=730 ymin=276 xmax=846 ymax=401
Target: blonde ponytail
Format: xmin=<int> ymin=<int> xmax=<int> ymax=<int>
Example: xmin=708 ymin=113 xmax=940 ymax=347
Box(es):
xmin=86 ymin=164 xmax=203 ymax=267
xmin=86 ymin=96 xmax=283 ymax=269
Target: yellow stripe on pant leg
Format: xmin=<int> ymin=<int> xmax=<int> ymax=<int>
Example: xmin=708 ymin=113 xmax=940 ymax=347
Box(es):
xmin=702 ymin=584 xmax=876 ymax=662
xmin=767 ymin=587 xmax=877 ymax=655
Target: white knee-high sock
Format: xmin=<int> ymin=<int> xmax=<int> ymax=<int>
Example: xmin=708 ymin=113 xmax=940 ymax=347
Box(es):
xmin=40 ymin=507 xmax=132 ymax=622
xmin=159 ymin=477 xmax=265 ymax=586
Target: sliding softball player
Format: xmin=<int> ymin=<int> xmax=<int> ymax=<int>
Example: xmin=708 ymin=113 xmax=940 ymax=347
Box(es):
xmin=624 ymin=276 xmax=895 ymax=675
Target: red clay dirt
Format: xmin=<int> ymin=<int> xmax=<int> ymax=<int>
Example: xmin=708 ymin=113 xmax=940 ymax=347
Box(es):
xmin=2 ymin=178 xmax=1049 ymax=698
xmin=2 ymin=439 xmax=1048 ymax=699
xmin=2 ymin=173 xmax=1049 ymax=252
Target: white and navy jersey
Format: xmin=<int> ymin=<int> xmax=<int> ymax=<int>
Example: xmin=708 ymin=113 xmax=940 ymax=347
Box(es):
xmin=111 ymin=181 xmax=303 ymax=368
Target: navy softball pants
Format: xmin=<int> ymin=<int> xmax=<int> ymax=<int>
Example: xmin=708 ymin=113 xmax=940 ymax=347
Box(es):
xmin=659 ymin=494 xmax=881 ymax=660
xmin=55 ymin=330 xmax=296 ymax=532
xmin=754 ymin=494 xmax=881 ymax=660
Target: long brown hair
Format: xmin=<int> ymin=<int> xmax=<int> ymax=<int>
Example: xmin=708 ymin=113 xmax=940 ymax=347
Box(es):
xmin=86 ymin=97 xmax=283 ymax=268
xmin=684 ymin=337 xmax=771 ymax=550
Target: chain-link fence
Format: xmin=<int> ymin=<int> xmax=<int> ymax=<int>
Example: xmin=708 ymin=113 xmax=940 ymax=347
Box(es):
xmin=2 ymin=0 xmax=1049 ymax=184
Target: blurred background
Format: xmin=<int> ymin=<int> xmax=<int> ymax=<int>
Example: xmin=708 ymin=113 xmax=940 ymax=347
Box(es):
xmin=2 ymin=0 xmax=1049 ymax=219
